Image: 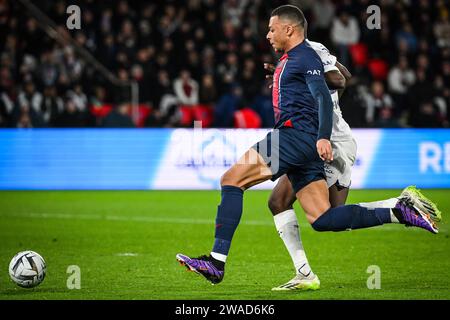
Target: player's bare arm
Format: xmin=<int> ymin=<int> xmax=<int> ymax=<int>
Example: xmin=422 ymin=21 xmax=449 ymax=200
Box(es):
xmin=335 ymin=61 xmax=352 ymax=98
xmin=335 ymin=61 xmax=352 ymax=80
xmin=324 ymin=70 xmax=345 ymax=90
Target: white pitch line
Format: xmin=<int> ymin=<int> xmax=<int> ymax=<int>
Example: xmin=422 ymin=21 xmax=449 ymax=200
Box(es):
xmin=1 ymin=212 xmax=440 ymax=232
xmin=116 ymin=253 xmax=138 ymax=257
xmin=4 ymin=212 xmax=275 ymax=227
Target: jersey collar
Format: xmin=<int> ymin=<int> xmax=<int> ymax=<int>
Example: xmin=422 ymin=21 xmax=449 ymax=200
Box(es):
xmin=279 ymin=53 xmax=288 ymax=61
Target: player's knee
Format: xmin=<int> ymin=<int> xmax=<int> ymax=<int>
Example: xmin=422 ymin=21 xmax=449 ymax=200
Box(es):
xmin=330 ymin=199 xmax=346 ymax=208
xmin=268 ymin=197 xmax=290 ymax=215
xmin=220 ymin=173 xmax=231 ymax=187
xmin=311 ymin=220 xmax=327 ymax=232
xmin=310 ymin=210 xmax=331 ymax=232
xmin=304 ymin=206 xmax=331 ymax=229
xmin=220 ymin=171 xmax=239 ymax=187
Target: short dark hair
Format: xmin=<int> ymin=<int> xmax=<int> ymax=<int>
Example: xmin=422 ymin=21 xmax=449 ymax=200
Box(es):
xmin=271 ymin=5 xmax=306 ymax=28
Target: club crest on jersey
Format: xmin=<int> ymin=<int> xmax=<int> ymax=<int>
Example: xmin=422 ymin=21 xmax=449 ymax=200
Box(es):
xmin=307 ymin=69 xmax=321 ymax=75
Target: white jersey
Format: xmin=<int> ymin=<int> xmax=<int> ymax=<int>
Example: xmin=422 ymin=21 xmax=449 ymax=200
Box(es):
xmin=306 ymin=40 xmax=353 ymax=141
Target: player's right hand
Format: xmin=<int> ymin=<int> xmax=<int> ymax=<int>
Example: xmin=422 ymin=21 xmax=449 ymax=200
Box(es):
xmin=316 ymin=139 xmax=333 ymax=162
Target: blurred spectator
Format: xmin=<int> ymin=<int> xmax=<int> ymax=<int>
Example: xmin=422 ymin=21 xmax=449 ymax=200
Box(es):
xmin=42 ymin=86 xmax=64 ymax=125
xmin=331 ymin=10 xmax=360 ymax=67
xmin=406 ymin=68 xmax=449 ymax=128
xmin=396 ymin=23 xmax=418 ymax=53
xmin=144 ymin=108 xmax=165 ymax=128
xmin=17 ymin=80 xmax=43 ymax=116
xmin=173 ymin=70 xmax=199 ymax=106
xmin=407 ymin=69 xmax=436 ymax=118
xmin=240 ymin=59 xmax=260 ymax=101
xmin=0 ymin=88 xmax=14 ymax=127
xmin=214 ymin=84 xmax=244 ymax=128
xmin=340 ymin=84 xmax=368 ymax=128
xmin=433 ymin=76 xmax=448 ymax=126
xmin=199 ymin=74 xmax=217 ymax=105
xmin=217 ymin=52 xmax=239 ymax=93
xmin=102 ymin=103 xmax=135 ymax=128
xmin=311 ymin=0 xmax=335 ymax=46
xmin=434 ymin=15 xmax=450 ymax=48
xmin=387 ymin=56 xmax=415 ymax=112
xmin=39 ymin=50 xmax=59 ymax=87
xmin=158 ymin=94 xmax=180 ymax=127
xmin=67 ymin=83 xmax=88 ymax=112
xmin=221 ymin=0 xmax=249 ymax=29
xmin=12 ymin=99 xmax=44 ymax=127
xmin=416 ymin=53 xmax=432 ymax=78
xmin=374 ymin=107 xmax=401 ymax=128
xmin=410 ymin=101 xmax=444 ymax=128
xmin=16 ymin=111 xmax=34 ymax=128
xmin=251 ymin=83 xmax=274 ymax=128
xmin=90 ymin=86 xmax=108 ymax=108
xmin=154 ymin=69 xmax=180 ymax=127
xmin=89 ymin=86 xmax=111 ymax=127
xmin=60 ymin=46 xmax=84 ymax=84
xmin=53 ymin=98 xmax=85 ymax=127
xmin=363 ymin=81 xmax=395 ymax=126
xmin=443 ymin=60 xmax=450 ymax=87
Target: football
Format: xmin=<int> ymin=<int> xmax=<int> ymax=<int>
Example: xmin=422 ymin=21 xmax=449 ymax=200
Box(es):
xmin=8 ymin=251 xmax=46 ymax=288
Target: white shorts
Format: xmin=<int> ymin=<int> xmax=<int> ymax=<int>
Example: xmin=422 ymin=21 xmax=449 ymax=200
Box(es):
xmin=325 ymin=137 xmax=357 ymax=189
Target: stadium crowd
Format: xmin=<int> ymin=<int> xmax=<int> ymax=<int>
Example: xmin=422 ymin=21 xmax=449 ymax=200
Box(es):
xmin=0 ymin=0 xmax=450 ymax=128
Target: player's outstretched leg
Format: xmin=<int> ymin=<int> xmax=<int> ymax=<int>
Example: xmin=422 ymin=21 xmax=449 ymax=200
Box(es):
xmin=300 ymin=181 xmax=440 ymax=234
xmin=313 ymin=198 xmax=439 ymax=234
xmin=176 ymin=148 xmax=272 ymax=284
xmin=268 ymin=175 xmax=320 ymax=291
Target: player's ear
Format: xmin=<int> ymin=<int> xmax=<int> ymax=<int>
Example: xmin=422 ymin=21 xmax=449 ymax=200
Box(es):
xmin=286 ymin=24 xmax=295 ymax=37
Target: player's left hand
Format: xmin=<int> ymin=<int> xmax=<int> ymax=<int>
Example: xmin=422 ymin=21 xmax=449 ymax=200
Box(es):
xmin=316 ymin=139 xmax=333 ymax=162
xmin=264 ymin=63 xmax=276 ymax=73
xmin=264 ymin=63 xmax=276 ymax=88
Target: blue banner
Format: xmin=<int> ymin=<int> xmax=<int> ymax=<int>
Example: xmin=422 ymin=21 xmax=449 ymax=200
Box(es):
xmin=365 ymin=129 xmax=450 ymax=188
xmin=0 ymin=129 xmax=449 ymax=190
xmin=0 ymin=129 xmax=170 ymax=189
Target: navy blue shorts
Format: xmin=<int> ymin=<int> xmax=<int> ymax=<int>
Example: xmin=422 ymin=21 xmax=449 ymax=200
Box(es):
xmin=252 ymin=127 xmax=325 ymax=193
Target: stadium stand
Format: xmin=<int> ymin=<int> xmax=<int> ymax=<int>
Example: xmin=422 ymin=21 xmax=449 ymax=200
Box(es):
xmin=0 ymin=0 xmax=449 ymax=128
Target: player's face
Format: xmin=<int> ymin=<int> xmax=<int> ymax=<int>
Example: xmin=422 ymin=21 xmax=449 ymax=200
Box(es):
xmin=267 ymin=16 xmax=287 ymax=52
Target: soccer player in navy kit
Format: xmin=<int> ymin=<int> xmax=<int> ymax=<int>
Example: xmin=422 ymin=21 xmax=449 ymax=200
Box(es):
xmin=176 ymin=5 xmax=440 ymax=285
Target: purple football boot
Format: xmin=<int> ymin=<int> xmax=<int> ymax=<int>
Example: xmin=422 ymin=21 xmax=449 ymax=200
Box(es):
xmin=176 ymin=254 xmax=224 ymax=284
xmin=395 ymin=197 xmax=439 ymax=234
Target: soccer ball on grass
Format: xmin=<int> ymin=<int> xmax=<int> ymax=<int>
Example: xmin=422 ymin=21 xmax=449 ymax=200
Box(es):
xmin=8 ymin=250 xmax=46 ymax=288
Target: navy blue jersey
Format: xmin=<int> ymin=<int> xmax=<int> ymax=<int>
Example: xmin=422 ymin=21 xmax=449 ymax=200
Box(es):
xmin=272 ymin=40 xmax=326 ymax=135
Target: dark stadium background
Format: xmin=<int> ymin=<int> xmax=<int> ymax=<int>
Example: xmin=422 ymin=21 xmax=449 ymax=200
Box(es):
xmin=1 ymin=0 xmax=449 ymax=129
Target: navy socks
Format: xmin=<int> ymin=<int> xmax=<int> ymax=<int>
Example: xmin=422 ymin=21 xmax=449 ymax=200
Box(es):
xmin=212 ymin=185 xmax=244 ymax=256
xmin=312 ymin=205 xmax=392 ymax=232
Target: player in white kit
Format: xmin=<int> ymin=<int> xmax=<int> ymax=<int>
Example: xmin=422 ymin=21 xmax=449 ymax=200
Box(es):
xmin=266 ymin=39 xmax=441 ymax=291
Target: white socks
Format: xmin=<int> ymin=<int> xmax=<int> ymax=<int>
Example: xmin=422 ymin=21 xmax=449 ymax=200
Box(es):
xmin=359 ymin=197 xmax=399 ymax=223
xmin=210 ymin=252 xmax=227 ymax=263
xmin=273 ymin=209 xmax=313 ymax=278
xmin=359 ymin=197 xmax=398 ymax=209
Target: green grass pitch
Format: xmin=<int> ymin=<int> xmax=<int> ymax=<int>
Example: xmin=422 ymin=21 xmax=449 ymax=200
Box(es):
xmin=0 ymin=189 xmax=449 ymax=300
